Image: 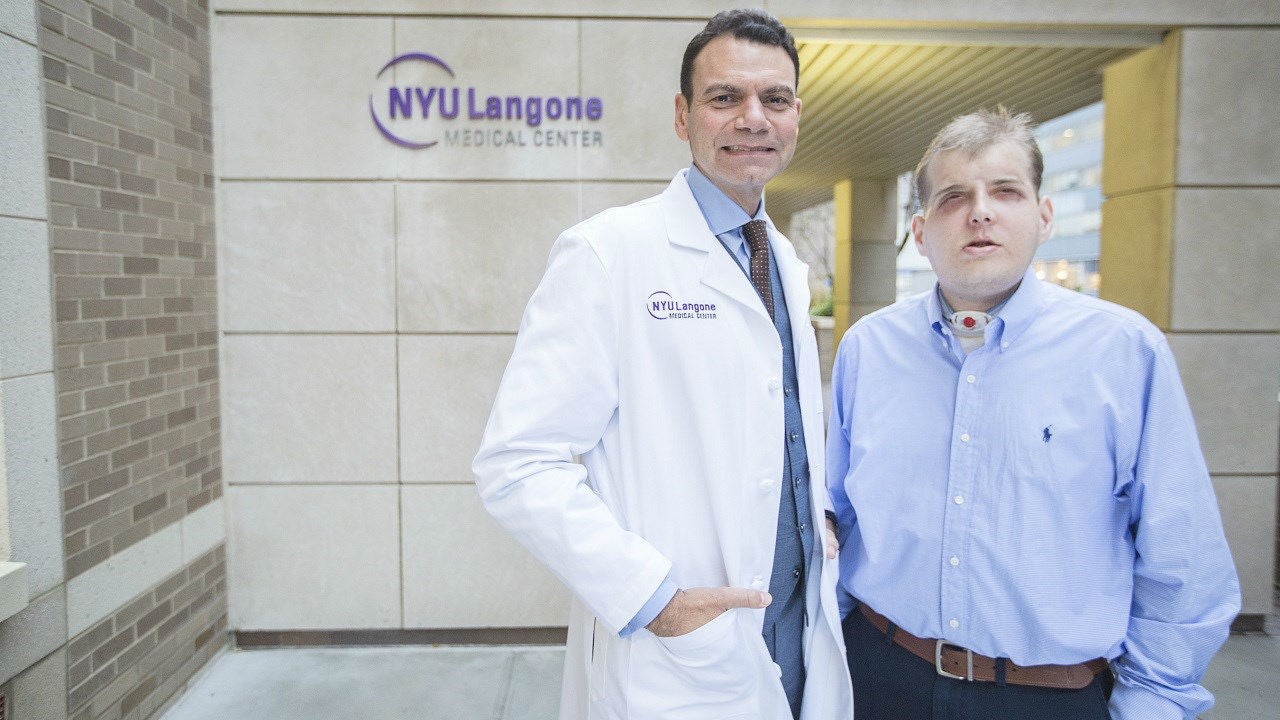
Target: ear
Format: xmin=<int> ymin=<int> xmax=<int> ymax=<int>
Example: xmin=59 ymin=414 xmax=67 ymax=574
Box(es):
xmin=674 ymin=92 xmax=690 ymax=141
xmin=1037 ymin=195 xmax=1054 ymax=247
xmin=910 ymin=213 xmax=926 ymax=252
xmin=794 ymin=95 xmax=802 ymax=119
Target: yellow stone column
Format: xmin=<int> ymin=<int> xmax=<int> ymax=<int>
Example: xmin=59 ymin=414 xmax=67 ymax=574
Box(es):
xmin=832 ymin=179 xmax=899 ymax=344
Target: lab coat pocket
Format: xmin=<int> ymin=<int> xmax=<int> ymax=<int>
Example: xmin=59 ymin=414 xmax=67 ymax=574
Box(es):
xmin=655 ymin=608 xmax=737 ymax=656
xmin=634 ymin=610 xmax=759 ymax=719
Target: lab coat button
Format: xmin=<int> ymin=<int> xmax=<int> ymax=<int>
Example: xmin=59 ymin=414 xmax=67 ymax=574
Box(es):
xmin=759 ymin=478 xmax=775 ymax=493
xmin=751 ymin=575 xmax=765 ymax=590
xmin=768 ymin=378 xmax=781 ymax=391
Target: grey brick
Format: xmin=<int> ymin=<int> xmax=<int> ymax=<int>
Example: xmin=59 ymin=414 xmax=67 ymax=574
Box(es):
xmin=105 ymin=319 xmax=145 ymax=339
xmin=119 ymin=172 xmax=156 ymax=195
xmin=90 ymin=8 xmax=133 ymax=45
xmin=118 ymin=130 xmax=155 ymax=155
xmin=122 ymin=257 xmax=158 ymax=275
xmin=76 ymin=206 xmax=121 ymax=231
xmin=136 ymin=0 xmax=169 ymax=23
xmin=64 ymin=453 xmax=111 ymax=483
xmin=44 ymin=55 xmax=68 ymax=82
xmin=109 ymin=400 xmax=147 ymax=426
xmin=114 ymin=42 xmax=151 ymax=73
xmin=40 ymin=4 xmax=65 ymax=33
xmin=122 ymin=214 xmax=159 ymax=234
xmin=98 ymin=145 xmax=139 ymax=173
xmin=94 ymin=52 xmax=134 ymax=86
xmin=67 ymin=63 xmax=116 ymax=101
xmin=113 ymin=440 xmax=150 ymax=468
xmin=143 ymin=238 xmax=176 ymax=255
xmin=85 ymin=383 xmax=128 ymax=410
xmin=81 ymin=298 xmax=123 ymax=319
xmin=106 ymin=360 xmax=147 ymax=383
xmin=72 ymin=162 xmax=118 ymax=188
xmin=49 ymin=155 xmax=72 ymax=179
xmin=40 ymin=27 xmax=94 ymax=70
xmin=55 ymin=275 xmax=102 ymax=299
xmin=50 ymin=180 xmax=99 ymax=207
xmin=65 ymin=497 xmax=111 ymax=534
xmin=68 ymin=113 xmax=115 ymax=145
xmin=48 ymin=131 xmax=96 ymax=162
xmin=101 ymin=190 xmax=140 ymax=212
xmin=86 ymin=425 xmax=128 ymax=455
xmin=86 ymin=468 xmax=128 ymax=502
xmin=104 ymin=277 xmax=142 ymax=296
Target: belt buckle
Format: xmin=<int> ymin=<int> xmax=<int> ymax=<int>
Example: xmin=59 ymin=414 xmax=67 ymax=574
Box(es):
xmin=935 ymin=639 xmax=974 ymax=681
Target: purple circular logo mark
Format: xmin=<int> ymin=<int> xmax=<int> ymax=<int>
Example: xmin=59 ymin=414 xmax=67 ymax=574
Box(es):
xmin=368 ymin=52 xmax=455 ymax=150
xmin=647 ymin=291 xmax=673 ymax=320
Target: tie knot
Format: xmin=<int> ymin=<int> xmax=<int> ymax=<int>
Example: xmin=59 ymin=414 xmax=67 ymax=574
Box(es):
xmin=742 ymin=219 xmax=769 ymax=255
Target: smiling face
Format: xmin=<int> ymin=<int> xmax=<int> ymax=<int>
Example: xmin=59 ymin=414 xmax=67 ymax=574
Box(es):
xmin=912 ymin=140 xmax=1054 ymax=312
xmin=674 ymin=34 xmax=801 ymax=215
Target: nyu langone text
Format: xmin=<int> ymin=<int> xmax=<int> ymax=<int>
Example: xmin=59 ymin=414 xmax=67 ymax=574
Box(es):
xmin=388 ymin=87 xmax=603 ymax=128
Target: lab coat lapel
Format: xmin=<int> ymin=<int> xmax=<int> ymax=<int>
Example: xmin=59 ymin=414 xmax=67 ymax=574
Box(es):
xmin=659 ymin=172 xmax=774 ymax=322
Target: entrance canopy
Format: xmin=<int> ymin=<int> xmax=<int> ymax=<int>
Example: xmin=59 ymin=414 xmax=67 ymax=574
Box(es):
xmin=768 ymin=25 xmax=1164 ymax=217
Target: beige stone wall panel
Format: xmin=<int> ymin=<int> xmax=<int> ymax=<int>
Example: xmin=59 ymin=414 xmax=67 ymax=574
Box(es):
xmin=227 ymin=484 xmax=401 ymax=630
xmin=0 ymin=217 xmax=55 ymax=378
xmin=1102 ymin=36 xmax=1179 ymax=197
xmin=221 ymin=334 xmax=398 ymax=485
xmin=1213 ymin=475 xmax=1278 ymax=615
xmin=1168 ymin=333 xmax=1279 ymax=476
xmin=1 ymin=373 xmax=63 ymax=597
xmin=1177 ymin=29 xmax=1280 ymax=186
xmin=219 ymin=182 xmax=396 ymax=332
xmin=212 ymin=16 xmax=396 ymax=178
xmin=400 ymin=485 xmax=569 ymax=628
xmin=578 ymin=19 xmax=702 ymax=180
xmin=396 ymin=182 xmax=577 ymax=332
xmin=213 ymin=0 xmax=724 ymax=17
xmin=1171 ymin=188 xmax=1280 ymax=332
xmin=579 ymin=181 xmax=669 ymax=221
xmin=398 ymin=335 xmax=514 ymax=485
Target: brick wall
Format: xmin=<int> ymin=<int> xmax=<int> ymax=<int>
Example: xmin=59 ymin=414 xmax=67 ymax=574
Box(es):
xmin=38 ymin=0 xmax=224 ymax=717
xmin=66 ymin=547 xmax=225 ymax=720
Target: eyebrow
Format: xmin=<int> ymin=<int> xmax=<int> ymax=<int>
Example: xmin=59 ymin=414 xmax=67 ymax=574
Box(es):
xmin=699 ymin=83 xmax=796 ymax=100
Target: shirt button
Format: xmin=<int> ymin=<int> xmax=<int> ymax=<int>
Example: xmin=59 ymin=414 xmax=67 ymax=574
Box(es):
xmin=798 ymin=523 xmax=806 ymax=532
xmin=1001 ymin=341 xmax=1009 ymax=349
xmin=793 ymin=477 xmax=801 ymax=486
xmin=954 ymin=495 xmax=965 ymax=505
xmin=960 ymin=433 xmax=970 ymax=442
xmin=966 ymin=374 xmax=976 ymax=383
xmin=784 ymin=387 xmax=792 ymax=396
xmin=950 ymin=556 xmax=960 ymax=566
xmin=949 ymin=619 xmax=960 ymax=629
xmin=792 ymin=567 xmax=802 ymax=579
xmin=789 ymin=432 xmax=799 ymax=442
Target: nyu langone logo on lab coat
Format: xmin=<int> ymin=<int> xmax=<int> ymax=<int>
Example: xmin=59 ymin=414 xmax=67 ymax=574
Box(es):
xmin=647 ymin=291 xmax=718 ymax=320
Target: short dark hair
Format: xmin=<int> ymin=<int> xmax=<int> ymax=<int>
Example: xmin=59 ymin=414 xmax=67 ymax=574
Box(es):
xmin=914 ymin=106 xmax=1044 ymax=208
xmin=680 ymin=9 xmax=800 ymax=102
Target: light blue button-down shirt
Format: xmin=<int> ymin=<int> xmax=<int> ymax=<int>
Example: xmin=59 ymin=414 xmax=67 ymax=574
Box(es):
xmin=619 ymin=165 xmax=769 ymax=637
xmin=827 ymin=272 xmax=1240 ymax=719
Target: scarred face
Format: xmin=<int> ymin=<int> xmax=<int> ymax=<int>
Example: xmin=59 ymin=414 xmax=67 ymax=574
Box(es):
xmin=675 ymin=34 xmax=801 ymax=215
xmin=912 ymin=140 xmax=1054 ymax=312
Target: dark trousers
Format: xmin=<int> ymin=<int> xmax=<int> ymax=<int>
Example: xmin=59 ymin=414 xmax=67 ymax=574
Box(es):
xmin=843 ymin=607 xmax=1112 ymax=720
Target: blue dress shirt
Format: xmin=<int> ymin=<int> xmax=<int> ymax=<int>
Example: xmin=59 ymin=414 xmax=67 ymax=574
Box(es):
xmin=827 ymin=272 xmax=1240 ymax=719
xmin=619 ymin=165 xmax=770 ymax=637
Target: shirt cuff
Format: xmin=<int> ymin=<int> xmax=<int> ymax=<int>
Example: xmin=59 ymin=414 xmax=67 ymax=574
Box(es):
xmin=1108 ymin=679 xmax=1192 ymax=720
xmin=619 ymin=575 xmax=679 ymax=637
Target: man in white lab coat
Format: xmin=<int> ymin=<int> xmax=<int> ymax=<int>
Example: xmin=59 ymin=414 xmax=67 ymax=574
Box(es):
xmin=474 ymin=9 xmax=852 ymax=720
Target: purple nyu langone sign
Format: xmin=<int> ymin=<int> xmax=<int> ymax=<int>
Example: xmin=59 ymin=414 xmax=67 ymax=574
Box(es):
xmin=369 ymin=52 xmax=605 ymax=150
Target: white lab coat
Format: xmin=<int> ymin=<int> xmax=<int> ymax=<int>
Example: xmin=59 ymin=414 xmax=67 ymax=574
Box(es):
xmin=473 ymin=171 xmax=852 ymax=720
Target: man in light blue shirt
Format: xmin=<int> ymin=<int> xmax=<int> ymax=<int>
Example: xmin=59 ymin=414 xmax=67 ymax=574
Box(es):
xmin=827 ymin=107 xmax=1240 ymax=720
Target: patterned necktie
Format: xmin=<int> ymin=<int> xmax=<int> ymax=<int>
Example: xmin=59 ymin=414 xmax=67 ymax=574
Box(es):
xmin=742 ymin=219 xmax=775 ymax=321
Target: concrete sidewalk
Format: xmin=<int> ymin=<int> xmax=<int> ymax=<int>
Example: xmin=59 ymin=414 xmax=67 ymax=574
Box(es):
xmin=158 ymin=634 xmax=1277 ymax=720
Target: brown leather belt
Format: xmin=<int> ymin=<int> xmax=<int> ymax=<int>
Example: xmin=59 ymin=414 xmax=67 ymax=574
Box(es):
xmin=858 ymin=604 xmax=1108 ymax=690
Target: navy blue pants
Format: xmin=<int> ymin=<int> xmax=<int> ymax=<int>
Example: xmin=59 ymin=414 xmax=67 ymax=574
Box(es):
xmin=843 ymin=608 xmax=1112 ymax=720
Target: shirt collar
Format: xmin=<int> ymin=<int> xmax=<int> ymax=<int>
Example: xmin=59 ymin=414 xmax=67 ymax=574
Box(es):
xmin=685 ymin=164 xmax=766 ymax=236
xmin=927 ymin=267 xmax=1045 ymax=350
